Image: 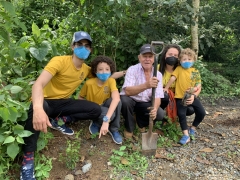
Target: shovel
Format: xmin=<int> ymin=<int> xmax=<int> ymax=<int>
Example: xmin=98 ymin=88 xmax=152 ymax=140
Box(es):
xmin=142 ymin=41 xmax=164 ymax=151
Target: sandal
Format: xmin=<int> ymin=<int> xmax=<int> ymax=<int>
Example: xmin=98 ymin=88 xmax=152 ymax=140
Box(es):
xmin=179 ymin=135 xmax=190 ymax=145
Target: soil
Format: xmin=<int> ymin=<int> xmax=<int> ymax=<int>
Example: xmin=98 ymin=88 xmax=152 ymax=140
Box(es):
xmin=12 ymin=97 xmax=240 ymax=180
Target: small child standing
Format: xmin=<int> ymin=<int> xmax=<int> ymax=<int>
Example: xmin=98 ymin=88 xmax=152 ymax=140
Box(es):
xmin=79 ymin=55 xmax=122 ymax=144
xmin=164 ymin=48 xmax=206 ymax=145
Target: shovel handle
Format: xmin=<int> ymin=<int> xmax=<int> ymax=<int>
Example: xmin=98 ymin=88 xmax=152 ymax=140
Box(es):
xmin=151 ymin=41 xmax=164 ymax=55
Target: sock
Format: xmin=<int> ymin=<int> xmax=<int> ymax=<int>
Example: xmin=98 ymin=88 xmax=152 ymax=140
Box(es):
xmin=22 ymin=152 xmax=34 ymax=166
xmin=55 ymin=116 xmax=72 ymax=123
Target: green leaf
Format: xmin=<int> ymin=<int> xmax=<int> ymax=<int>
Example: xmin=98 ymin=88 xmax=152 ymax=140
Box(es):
xmin=20 ymin=92 xmax=29 ymax=101
xmin=37 ymin=139 xmax=46 ymax=151
xmin=32 ymin=23 xmax=40 ymax=38
xmin=0 ymin=107 xmax=10 ymax=121
xmin=13 ymin=124 xmax=24 ymax=135
xmin=0 ymin=134 xmax=5 ymax=143
xmin=18 ymin=130 xmax=33 ymax=138
xmin=16 ymin=136 xmax=24 ymax=144
xmin=29 ymin=41 xmax=50 ymax=61
xmin=7 ymin=142 xmax=19 ymax=159
xmin=136 ymin=38 xmax=143 ymax=45
xmin=3 ymin=136 xmax=15 ymax=144
xmin=10 ymin=86 xmax=23 ymax=94
xmin=0 ymin=94 xmax=5 ymax=101
xmin=8 ymin=107 xmax=18 ymax=122
xmin=0 ymin=1 xmax=16 ymax=16
xmin=0 ymin=26 xmax=10 ymax=45
xmin=120 ymin=146 xmax=126 ymax=151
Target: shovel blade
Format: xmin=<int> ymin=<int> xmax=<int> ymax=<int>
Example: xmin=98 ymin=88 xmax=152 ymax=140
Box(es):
xmin=142 ymin=132 xmax=158 ymax=151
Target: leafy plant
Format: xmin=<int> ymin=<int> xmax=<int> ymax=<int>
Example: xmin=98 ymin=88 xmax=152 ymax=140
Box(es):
xmin=155 ymin=117 xmax=182 ymax=147
xmin=110 ymin=145 xmax=148 ymax=178
xmin=34 ymin=153 xmax=52 ymax=180
xmin=59 ymin=131 xmax=81 ymax=170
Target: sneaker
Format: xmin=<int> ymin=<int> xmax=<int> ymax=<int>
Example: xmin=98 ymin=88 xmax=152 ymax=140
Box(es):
xmin=50 ymin=118 xmax=74 ymax=135
xmin=89 ymin=121 xmax=100 ymax=134
xmin=20 ymin=164 xmax=36 ymax=180
xmin=109 ymin=131 xmax=123 ymax=144
xmin=179 ymin=135 xmax=190 ymax=145
xmin=189 ymin=128 xmax=196 ymax=140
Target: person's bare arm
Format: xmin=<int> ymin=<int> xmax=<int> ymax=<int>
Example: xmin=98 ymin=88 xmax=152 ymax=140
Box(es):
xmin=163 ymin=76 xmax=176 ymax=91
xmin=124 ymin=77 xmax=159 ymax=96
xmin=149 ymin=98 xmax=161 ymax=120
xmin=186 ymin=84 xmax=202 ymax=105
xmin=32 ymin=70 xmax=53 ymax=133
xmin=99 ymin=90 xmax=120 ymax=138
xmin=111 ymin=70 xmax=127 ymax=79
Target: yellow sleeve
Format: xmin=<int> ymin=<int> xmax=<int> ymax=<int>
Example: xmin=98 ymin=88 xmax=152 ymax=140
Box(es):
xmin=79 ymin=81 xmax=88 ymax=98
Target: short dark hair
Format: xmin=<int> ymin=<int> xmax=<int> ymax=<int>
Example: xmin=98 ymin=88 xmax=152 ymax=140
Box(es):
xmin=91 ymin=55 xmax=116 ymax=77
xmin=159 ymin=44 xmax=181 ymax=76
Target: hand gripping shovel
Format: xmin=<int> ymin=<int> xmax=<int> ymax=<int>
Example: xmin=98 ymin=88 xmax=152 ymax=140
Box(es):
xmin=142 ymin=41 xmax=164 ymax=151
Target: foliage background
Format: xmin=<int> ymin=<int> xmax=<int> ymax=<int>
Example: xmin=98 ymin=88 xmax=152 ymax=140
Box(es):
xmin=0 ymin=0 xmax=240 ymax=179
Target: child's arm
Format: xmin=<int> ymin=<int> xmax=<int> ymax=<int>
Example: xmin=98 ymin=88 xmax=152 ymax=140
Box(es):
xmin=111 ymin=70 xmax=127 ymax=79
xmin=163 ymin=75 xmax=177 ymax=91
xmin=78 ymin=96 xmax=85 ymax=100
xmin=99 ymin=90 xmax=120 ymax=138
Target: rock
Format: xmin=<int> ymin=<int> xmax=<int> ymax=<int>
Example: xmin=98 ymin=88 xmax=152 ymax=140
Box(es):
xmin=64 ymin=174 xmax=74 ymax=180
xmin=74 ymin=169 xmax=83 ymax=175
xmin=82 ymin=163 xmax=92 ymax=173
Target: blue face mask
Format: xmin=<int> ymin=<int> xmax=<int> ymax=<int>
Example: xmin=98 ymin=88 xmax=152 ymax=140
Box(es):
xmin=96 ymin=73 xmax=111 ymax=82
xmin=74 ymin=46 xmax=90 ymax=60
xmin=181 ymin=62 xmax=194 ymax=69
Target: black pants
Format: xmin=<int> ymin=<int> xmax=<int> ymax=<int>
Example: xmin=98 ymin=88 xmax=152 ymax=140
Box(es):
xmin=22 ymin=99 xmax=101 ymax=153
xmin=121 ymin=95 xmax=164 ymax=133
xmin=176 ymin=98 xmax=206 ymax=131
xmin=93 ymin=98 xmax=121 ymax=132
xmin=161 ymin=92 xmax=195 ymax=116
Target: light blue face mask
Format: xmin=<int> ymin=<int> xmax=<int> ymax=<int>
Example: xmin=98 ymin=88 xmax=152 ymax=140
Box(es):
xmin=181 ymin=62 xmax=194 ymax=69
xmin=74 ymin=46 xmax=90 ymax=60
xmin=96 ymin=73 xmax=111 ymax=82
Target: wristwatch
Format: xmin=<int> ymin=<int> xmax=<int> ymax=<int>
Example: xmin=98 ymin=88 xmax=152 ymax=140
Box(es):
xmin=103 ymin=116 xmax=109 ymax=122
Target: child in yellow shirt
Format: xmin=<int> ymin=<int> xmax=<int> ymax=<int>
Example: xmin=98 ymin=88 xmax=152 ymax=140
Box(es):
xmin=164 ymin=48 xmax=205 ymax=145
xmin=79 ymin=55 xmax=122 ymax=144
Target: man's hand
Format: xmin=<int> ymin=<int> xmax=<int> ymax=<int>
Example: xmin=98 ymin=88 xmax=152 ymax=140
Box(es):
xmin=148 ymin=107 xmax=157 ymax=120
xmin=99 ymin=122 xmax=109 ymax=138
xmin=33 ymin=108 xmax=52 ymax=133
xmin=146 ymin=77 xmax=159 ymax=88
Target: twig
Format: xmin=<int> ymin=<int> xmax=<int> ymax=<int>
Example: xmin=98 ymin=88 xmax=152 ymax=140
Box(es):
xmin=201 ymin=122 xmax=214 ymax=128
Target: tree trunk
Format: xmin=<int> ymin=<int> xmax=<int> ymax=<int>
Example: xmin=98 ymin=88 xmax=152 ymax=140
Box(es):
xmin=191 ymin=0 xmax=200 ymax=56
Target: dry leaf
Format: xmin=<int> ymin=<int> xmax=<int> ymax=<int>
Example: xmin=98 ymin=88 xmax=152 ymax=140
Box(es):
xmin=212 ymin=112 xmax=223 ymax=119
xmin=80 ymin=156 xmax=85 ymax=162
xmin=130 ymin=171 xmax=137 ymax=175
xmin=221 ymin=133 xmax=226 ymax=137
xmin=199 ymin=148 xmax=214 ymax=152
xmin=204 ymin=138 xmax=210 ymax=142
xmin=196 ymin=156 xmax=211 ymax=164
xmin=121 ymin=158 xmax=129 ymax=165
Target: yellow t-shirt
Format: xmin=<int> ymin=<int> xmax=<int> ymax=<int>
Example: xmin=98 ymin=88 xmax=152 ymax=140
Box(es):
xmin=172 ymin=66 xmax=201 ymax=98
xmin=158 ymin=64 xmax=176 ymax=92
xmin=44 ymin=55 xmax=93 ymax=99
xmin=79 ymin=77 xmax=118 ymax=105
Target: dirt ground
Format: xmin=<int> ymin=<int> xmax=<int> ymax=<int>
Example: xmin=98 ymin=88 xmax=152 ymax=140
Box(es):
xmin=11 ymin=97 xmax=240 ymax=180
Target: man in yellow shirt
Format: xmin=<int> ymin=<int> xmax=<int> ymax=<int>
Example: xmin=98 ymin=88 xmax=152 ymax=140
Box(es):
xmin=21 ymin=31 xmax=102 ymax=180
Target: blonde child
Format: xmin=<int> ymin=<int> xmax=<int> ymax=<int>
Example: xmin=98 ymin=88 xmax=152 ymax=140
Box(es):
xmin=164 ymin=48 xmax=205 ymax=145
xmin=79 ymin=55 xmax=122 ymax=144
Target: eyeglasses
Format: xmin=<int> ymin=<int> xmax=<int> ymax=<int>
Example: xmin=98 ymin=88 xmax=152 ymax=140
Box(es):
xmin=74 ymin=42 xmax=91 ymax=49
